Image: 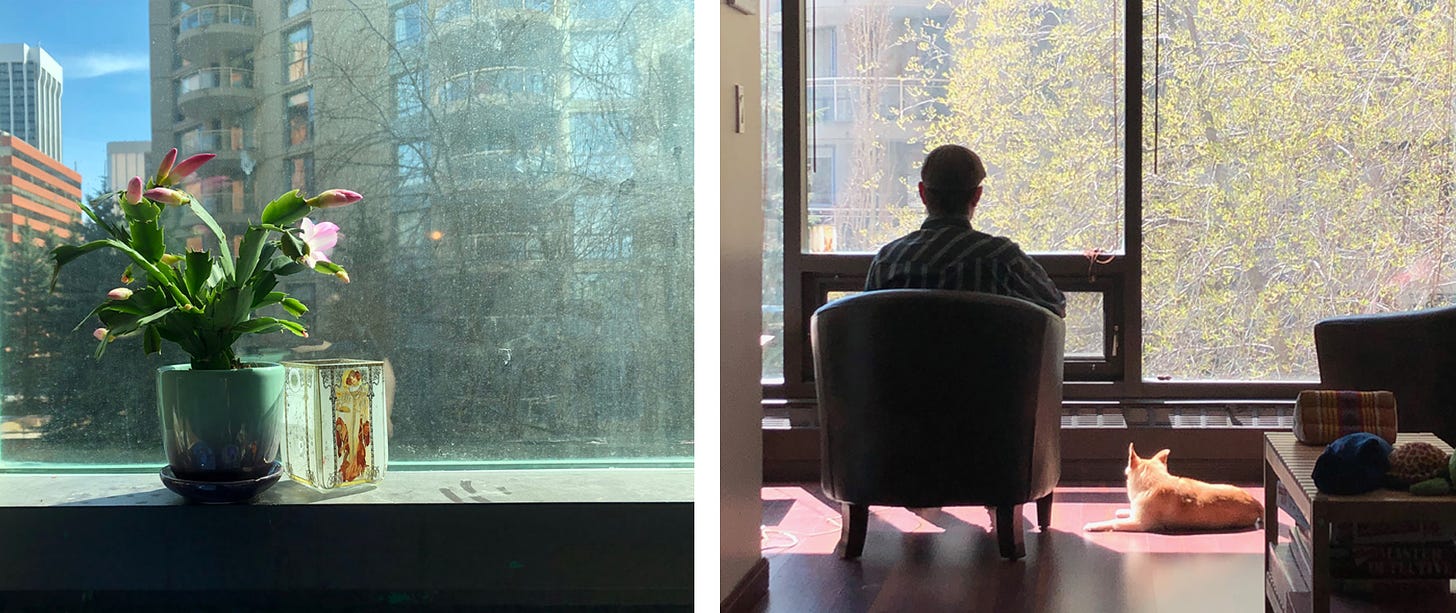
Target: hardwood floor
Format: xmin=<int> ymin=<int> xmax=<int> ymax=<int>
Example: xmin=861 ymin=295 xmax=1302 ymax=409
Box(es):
xmin=752 ymin=485 xmax=1456 ymax=613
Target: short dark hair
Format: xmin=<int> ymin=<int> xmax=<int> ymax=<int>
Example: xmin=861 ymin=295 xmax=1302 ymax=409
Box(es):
xmin=920 ymin=144 xmax=986 ymax=216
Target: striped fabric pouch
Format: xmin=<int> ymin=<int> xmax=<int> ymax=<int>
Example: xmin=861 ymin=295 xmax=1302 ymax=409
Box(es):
xmin=1294 ymin=390 xmax=1398 ymax=445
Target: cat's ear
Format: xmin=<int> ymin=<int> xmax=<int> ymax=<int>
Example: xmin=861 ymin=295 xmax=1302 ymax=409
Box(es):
xmin=1153 ymin=449 xmax=1171 ymax=464
xmin=1128 ymin=443 xmax=1140 ymax=467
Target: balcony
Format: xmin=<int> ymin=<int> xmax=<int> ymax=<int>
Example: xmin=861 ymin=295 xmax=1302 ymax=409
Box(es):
xmin=179 ymin=128 xmax=252 ymax=177
xmin=175 ymin=4 xmax=258 ymax=62
xmin=448 ymin=149 xmax=538 ymax=190
xmin=809 ymin=76 xmax=950 ymax=125
xmin=434 ymin=5 xmax=564 ymax=56
xmin=177 ymin=68 xmax=256 ymax=118
xmin=440 ymin=66 xmax=556 ymax=112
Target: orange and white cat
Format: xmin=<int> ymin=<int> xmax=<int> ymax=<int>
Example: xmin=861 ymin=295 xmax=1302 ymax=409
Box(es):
xmin=1082 ymin=443 xmax=1264 ymax=533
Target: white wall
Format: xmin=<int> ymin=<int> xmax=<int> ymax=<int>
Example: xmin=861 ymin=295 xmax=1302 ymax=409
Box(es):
xmin=719 ymin=1 xmax=765 ymax=604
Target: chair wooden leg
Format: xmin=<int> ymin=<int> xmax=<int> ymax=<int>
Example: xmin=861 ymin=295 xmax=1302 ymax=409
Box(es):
xmin=1036 ymin=493 xmax=1053 ymax=530
xmin=837 ymin=503 xmax=868 ymax=560
xmin=993 ymin=504 xmax=1026 ymax=560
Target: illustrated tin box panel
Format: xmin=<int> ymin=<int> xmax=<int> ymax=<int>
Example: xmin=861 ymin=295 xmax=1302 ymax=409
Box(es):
xmin=283 ymin=359 xmax=388 ymax=490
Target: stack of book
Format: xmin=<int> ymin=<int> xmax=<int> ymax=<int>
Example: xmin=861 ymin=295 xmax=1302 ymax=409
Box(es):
xmin=1277 ymin=481 xmax=1456 ymax=595
xmin=1267 ymin=540 xmax=1313 ymax=613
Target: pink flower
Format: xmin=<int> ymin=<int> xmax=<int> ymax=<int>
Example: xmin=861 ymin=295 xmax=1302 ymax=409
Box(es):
xmin=93 ymin=328 xmax=109 ymax=341
xmin=305 ymin=189 xmax=363 ymax=208
xmin=125 ymin=176 xmax=143 ymax=204
xmin=167 ymin=153 xmax=216 ymax=183
xmin=107 ymin=287 xmax=133 ymax=300
xmin=153 ymin=148 xmax=178 ymax=184
xmin=298 ymin=217 xmax=340 ymax=268
xmin=143 ymin=187 xmax=191 ymax=206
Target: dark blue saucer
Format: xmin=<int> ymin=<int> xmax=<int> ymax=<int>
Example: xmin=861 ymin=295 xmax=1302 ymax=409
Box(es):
xmin=160 ymin=461 xmax=284 ymax=504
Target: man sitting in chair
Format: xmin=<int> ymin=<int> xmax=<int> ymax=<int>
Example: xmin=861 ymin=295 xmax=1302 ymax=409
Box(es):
xmin=864 ymin=144 xmax=1066 ymax=318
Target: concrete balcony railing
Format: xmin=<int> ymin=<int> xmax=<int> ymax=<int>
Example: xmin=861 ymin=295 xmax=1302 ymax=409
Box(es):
xmin=446 ymin=149 xmax=541 ymax=190
xmin=179 ymin=128 xmax=252 ymax=176
xmin=177 ymin=68 xmax=256 ymax=118
xmin=809 ymin=76 xmax=949 ymax=124
xmin=441 ymin=66 xmax=554 ymax=110
xmin=175 ymin=4 xmax=258 ymax=62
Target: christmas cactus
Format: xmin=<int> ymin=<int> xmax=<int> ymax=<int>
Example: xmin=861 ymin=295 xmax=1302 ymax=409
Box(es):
xmin=49 ymin=148 xmax=362 ymax=370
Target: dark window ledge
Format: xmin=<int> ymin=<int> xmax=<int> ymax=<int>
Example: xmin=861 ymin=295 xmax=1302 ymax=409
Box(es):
xmin=0 ymin=469 xmax=692 ymax=608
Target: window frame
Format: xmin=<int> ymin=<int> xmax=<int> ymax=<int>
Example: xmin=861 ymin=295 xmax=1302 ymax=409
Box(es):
xmin=283 ymin=22 xmax=312 ymax=84
xmin=766 ymin=0 xmax=1317 ymax=404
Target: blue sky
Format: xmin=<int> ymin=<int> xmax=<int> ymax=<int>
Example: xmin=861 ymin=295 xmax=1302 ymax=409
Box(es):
xmin=0 ymin=1 xmax=151 ymax=197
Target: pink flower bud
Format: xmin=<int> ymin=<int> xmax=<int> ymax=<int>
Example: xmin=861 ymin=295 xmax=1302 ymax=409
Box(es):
xmin=93 ymin=328 xmax=109 ymax=342
xmin=153 ymin=148 xmax=178 ymax=184
xmin=167 ymin=153 xmax=216 ymax=182
xmin=143 ymin=187 xmax=191 ymax=206
xmin=126 ymin=176 xmax=143 ymax=204
xmin=305 ymin=189 xmax=364 ymax=208
xmin=107 ymin=287 xmax=133 ymax=300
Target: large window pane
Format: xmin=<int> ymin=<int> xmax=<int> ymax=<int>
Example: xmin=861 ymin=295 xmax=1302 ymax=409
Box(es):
xmin=1142 ymin=1 xmax=1455 ymax=380
xmin=804 ymin=0 xmax=1124 ymax=255
xmin=0 ymin=0 xmax=693 ymax=466
xmin=761 ymin=0 xmax=785 ymax=381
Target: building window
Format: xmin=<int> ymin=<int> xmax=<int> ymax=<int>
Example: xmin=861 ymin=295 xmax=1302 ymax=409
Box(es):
xmin=570 ymin=31 xmax=636 ymax=100
xmin=397 ymin=141 xmax=429 ymax=188
xmin=284 ymin=24 xmax=312 ymax=83
xmin=437 ymin=0 xmax=470 ymax=22
xmin=284 ymin=0 xmax=309 ymax=20
xmin=393 ymin=2 xmax=425 ymax=49
xmin=395 ymin=73 xmax=426 ymax=119
xmin=288 ymin=155 xmax=314 ymax=193
xmin=286 ymin=90 xmax=312 ymax=147
xmin=570 ymin=112 xmax=632 ymax=181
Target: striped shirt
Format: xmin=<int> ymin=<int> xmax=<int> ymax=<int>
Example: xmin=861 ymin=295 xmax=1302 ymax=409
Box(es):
xmin=865 ymin=216 xmax=1067 ymax=317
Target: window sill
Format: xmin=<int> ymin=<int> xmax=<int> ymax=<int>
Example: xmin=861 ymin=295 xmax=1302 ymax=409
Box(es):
xmin=0 ymin=469 xmax=692 ymax=608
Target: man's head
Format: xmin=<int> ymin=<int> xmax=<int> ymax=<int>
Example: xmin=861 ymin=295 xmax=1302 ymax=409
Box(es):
xmin=918 ymin=144 xmax=986 ymax=218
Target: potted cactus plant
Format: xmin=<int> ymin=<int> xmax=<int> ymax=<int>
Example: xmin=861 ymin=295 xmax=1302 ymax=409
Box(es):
xmin=49 ymin=148 xmax=362 ymax=503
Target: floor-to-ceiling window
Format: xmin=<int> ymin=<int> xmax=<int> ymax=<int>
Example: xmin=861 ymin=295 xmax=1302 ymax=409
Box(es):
xmin=763 ymin=0 xmax=1455 ymax=404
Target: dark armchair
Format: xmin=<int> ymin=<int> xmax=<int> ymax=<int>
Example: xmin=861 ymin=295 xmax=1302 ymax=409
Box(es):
xmin=810 ymin=290 xmax=1065 ymax=560
xmin=1315 ymin=305 xmax=1456 ymax=444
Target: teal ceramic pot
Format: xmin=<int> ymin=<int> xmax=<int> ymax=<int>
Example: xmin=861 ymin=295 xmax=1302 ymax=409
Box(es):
xmin=157 ymin=362 xmax=284 ymax=484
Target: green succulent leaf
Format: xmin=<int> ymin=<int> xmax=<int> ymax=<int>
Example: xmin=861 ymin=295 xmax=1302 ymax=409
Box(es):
xmin=277 ymin=230 xmax=309 ymax=263
xmin=250 ymin=272 xmax=278 ymax=308
xmin=121 ymin=198 xmax=161 ymax=224
xmin=99 ymin=306 xmax=179 ymax=351
xmin=187 ymin=200 xmax=234 ymax=281
xmin=130 ymin=220 xmax=165 ymax=263
xmin=259 ymin=190 xmax=309 ymax=227
xmin=267 ymin=253 xmax=308 ymax=276
xmin=254 ymin=291 xmax=287 ymax=309
xmin=143 ymin=325 xmax=162 ymax=355
xmin=235 ymin=227 xmax=268 ymax=284
xmin=49 ymin=241 xmax=114 ymax=292
xmin=234 ymin=317 xmax=308 ymax=337
xmin=280 ymin=297 xmax=309 ymax=317
xmin=183 ymin=251 xmax=213 ymax=301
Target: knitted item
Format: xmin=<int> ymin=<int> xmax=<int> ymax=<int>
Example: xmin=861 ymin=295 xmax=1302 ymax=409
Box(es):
xmin=1312 ymin=432 xmax=1393 ymax=495
xmin=1386 ymin=442 xmax=1450 ymax=487
xmin=1294 ymin=390 xmax=1397 ymax=445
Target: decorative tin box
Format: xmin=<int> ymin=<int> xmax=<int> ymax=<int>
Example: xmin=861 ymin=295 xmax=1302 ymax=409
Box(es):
xmin=281 ymin=359 xmax=388 ymax=490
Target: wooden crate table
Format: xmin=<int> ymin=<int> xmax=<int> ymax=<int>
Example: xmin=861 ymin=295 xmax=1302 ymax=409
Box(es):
xmin=1264 ymin=432 xmax=1456 ymax=613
